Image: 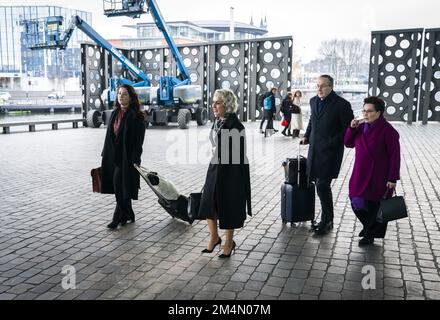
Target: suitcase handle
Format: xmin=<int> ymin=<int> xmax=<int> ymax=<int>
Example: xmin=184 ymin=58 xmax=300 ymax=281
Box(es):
xmin=297 ymin=143 xmax=311 ymax=187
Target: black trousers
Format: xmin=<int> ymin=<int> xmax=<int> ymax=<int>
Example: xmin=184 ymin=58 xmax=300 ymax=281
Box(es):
xmin=353 ymin=201 xmax=387 ymax=238
xmin=316 ymin=178 xmax=334 ymax=223
xmin=112 ymin=166 xmax=135 ymax=223
xmin=260 ymin=111 xmax=274 ymax=130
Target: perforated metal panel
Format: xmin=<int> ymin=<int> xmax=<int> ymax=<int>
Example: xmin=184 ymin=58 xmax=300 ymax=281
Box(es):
xmin=177 ymin=45 xmax=205 ymax=109
xmin=210 ymin=42 xmax=247 ymax=121
xmin=368 ymin=29 xmax=423 ymax=123
xmin=81 ymin=36 xmax=293 ymax=122
xmin=254 ymin=38 xmax=292 ymax=120
xmin=81 ymin=44 xmax=108 ymax=118
xmin=419 ymin=28 xmax=440 ymax=123
xmin=137 ymin=48 xmax=163 ymax=85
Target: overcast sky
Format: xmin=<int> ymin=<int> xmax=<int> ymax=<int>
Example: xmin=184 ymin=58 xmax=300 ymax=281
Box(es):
xmin=3 ymin=0 xmax=440 ymax=62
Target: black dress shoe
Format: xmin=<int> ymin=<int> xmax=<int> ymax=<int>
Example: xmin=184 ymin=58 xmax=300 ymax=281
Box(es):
xmin=359 ymin=236 xmax=374 ymax=246
xmin=107 ymin=221 xmax=119 ymax=229
xmin=314 ymin=221 xmax=333 ymax=235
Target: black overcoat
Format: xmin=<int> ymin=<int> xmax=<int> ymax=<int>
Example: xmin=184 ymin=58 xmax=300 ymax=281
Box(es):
xmin=198 ymin=113 xmax=252 ymax=229
xmin=281 ymin=97 xmax=293 ymax=122
xmin=304 ymin=91 xmax=353 ymax=179
xmin=101 ymin=107 xmax=145 ymax=200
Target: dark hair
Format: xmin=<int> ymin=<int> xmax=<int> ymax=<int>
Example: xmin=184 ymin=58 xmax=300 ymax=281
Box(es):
xmin=363 ymin=96 xmax=385 ymax=114
xmin=319 ymin=74 xmax=334 ymax=88
xmin=115 ymin=84 xmax=145 ymax=120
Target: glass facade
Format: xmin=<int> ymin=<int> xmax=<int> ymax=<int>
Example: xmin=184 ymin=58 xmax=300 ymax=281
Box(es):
xmin=135 ymin=21 xmax=267 ymax=44
xmin=0 ymin=6 xmax=91 ymax=88
xmin=137 ymin=23 xmax=223 ymax=42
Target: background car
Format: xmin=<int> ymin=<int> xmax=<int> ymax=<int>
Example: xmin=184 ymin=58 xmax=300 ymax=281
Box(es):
xmin=0 ymin=91 xmax=12 ymax=103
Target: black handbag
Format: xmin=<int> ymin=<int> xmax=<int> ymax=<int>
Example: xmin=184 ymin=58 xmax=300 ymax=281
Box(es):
xmin=188 ymin=189 xmax=204 ymax=221
xmin=377 ymin=189 xmax=408 ymax=223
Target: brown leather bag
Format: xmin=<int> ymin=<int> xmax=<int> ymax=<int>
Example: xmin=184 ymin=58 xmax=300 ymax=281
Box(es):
xmin=91 ymin=167 xmax=102 ymax=193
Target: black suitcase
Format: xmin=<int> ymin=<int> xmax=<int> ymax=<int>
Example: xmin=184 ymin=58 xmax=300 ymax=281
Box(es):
xmin=134 ymin=164 xmax=195 ymax=224
xmin=281 ymin=182 xmax=315 ymax=224
xmin=282 ymin=156 xmax=307 ymax=186
xmin=281 ymin=146 xmax=316 ymax=225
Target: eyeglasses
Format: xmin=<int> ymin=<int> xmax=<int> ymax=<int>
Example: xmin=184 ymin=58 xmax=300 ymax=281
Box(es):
xmin=362 ymin=109 xmax=377 ymax=114
xmin=316 ymin=84 xmax=330 ymax=89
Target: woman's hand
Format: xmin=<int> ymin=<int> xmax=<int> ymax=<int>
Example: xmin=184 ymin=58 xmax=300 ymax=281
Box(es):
xmin=386 ymin=181 xmax=397 ymax=189
xmin=350 ymin=118 xmax=360 ymax=128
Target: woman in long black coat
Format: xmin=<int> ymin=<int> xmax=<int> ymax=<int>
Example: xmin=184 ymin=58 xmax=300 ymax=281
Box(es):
xmin=199 ymin=88 xmax=252 ymax=258
xmin=281 ymin=92 xmax=293 ymax=136
xmin=100 ymin=84 xmax=146 ymax=229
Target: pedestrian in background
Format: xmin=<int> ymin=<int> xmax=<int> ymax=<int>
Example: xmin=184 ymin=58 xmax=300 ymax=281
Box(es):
xmin=199 ymin=89 xmax=252 ymax=258
xmin=281 ymin=92 xmax=293 ymax=136
xmin=259 ymin=87 xmax=278 ymax=137
xmin=344 ymin=96 xmax=401 ymax=246
xmin=300 ymin=75 xmax=353 ymax=235
xmin=290 ymin=90 xmax=303 ymax=138
xmin=100 ymin=84 xmax=146 ymax=229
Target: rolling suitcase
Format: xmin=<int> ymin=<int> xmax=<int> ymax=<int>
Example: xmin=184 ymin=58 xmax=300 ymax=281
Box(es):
xmin=281 ymin=145 xmax=316 ymax=225
xmin=134 ymin=164 xmax=195 ymax=224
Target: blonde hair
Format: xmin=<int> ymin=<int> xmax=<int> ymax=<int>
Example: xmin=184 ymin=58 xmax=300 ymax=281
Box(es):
xmin=214 ymin=89 xmax=238 ymax=114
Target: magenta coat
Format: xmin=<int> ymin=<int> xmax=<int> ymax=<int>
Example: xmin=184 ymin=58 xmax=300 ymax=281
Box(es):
xmin=344 ymin=116 xmax=400 ymax=202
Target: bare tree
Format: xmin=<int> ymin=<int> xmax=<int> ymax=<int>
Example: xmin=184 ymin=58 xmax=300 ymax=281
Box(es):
xmin=317 ymin=38 xmax=369 ymax=80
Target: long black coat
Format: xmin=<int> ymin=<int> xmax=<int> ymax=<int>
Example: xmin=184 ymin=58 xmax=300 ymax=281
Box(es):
xmin=101 ymin=107 xmax=145 ymax=200
xmin=281 ymin=97 xmax=293 ymax=122
xmin=304 ymin=91 xmax=353 ymax=179
xmin=199 ymin=113 xmax=252 ymax=229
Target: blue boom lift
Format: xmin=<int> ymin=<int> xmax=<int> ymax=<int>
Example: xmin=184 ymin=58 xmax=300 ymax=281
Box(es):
xmin=22 ymin=1 xmax=207 ymax=129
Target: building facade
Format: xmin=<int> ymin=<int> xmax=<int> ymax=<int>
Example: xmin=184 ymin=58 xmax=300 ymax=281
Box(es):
xmin=110 ymin=19 xmax=268 ymax=48
xmin=0 ymin=6 xmax=91 ymax=90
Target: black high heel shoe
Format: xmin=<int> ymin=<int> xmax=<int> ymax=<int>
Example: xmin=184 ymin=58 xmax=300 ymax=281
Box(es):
xmin=201 ymin=238 xmax=222 ymax=253
xmin=219 ymin=241 xmax=236 ymax=258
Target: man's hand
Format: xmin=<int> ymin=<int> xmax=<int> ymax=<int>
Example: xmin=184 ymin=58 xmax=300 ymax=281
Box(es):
xmin=300 ymin=138 xmax=309 ymax=145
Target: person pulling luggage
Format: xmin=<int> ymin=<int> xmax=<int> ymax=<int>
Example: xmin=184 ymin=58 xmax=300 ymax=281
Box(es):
xmin=198 ymin=89 xmax=252 ymax=258
xmin=300 ymin=75 xmax=353 ymax=235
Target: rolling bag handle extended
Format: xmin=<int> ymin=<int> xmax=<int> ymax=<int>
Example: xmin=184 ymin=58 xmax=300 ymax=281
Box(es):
xmin=298 ymin=142 xmax=319 ymax=229
xmin=297 ymin=142 xmax=311 ymax=187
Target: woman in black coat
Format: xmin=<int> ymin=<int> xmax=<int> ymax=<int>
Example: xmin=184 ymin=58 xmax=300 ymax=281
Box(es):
xmin=100 ymin=84 xmax=146 ymax=229
xmin=199 ymin=89 xmax=252 ymax=258
xmin=281 ymin=92 xmax=293 ymax=136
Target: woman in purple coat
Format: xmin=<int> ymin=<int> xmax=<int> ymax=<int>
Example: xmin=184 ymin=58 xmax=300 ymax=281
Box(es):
xmin=344 ymin=96 xmax=400 ymax=246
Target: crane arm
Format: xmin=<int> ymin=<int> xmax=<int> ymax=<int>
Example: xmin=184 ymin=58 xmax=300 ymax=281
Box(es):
xmin=146 ymin=0 xmax=191 ymax=82
xmin=62 ymin=16 xmax=150 ymax=84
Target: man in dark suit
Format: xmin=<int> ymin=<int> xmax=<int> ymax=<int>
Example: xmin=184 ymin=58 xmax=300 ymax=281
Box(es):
xmin=300 ymin=75 xmax=353 ymax=235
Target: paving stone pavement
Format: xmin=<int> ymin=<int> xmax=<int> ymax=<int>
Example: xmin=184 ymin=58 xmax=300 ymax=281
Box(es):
xmin=0 ymin=121 xmax=439 ymax=300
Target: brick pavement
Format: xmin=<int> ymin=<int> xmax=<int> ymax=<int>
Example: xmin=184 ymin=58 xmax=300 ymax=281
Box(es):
xmin=0 ymin=121 xmax=439 ymax=300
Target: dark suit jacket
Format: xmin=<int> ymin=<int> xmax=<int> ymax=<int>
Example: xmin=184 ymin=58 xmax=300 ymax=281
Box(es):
xmin=304 ymin=91 xmax=353 ymax=179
